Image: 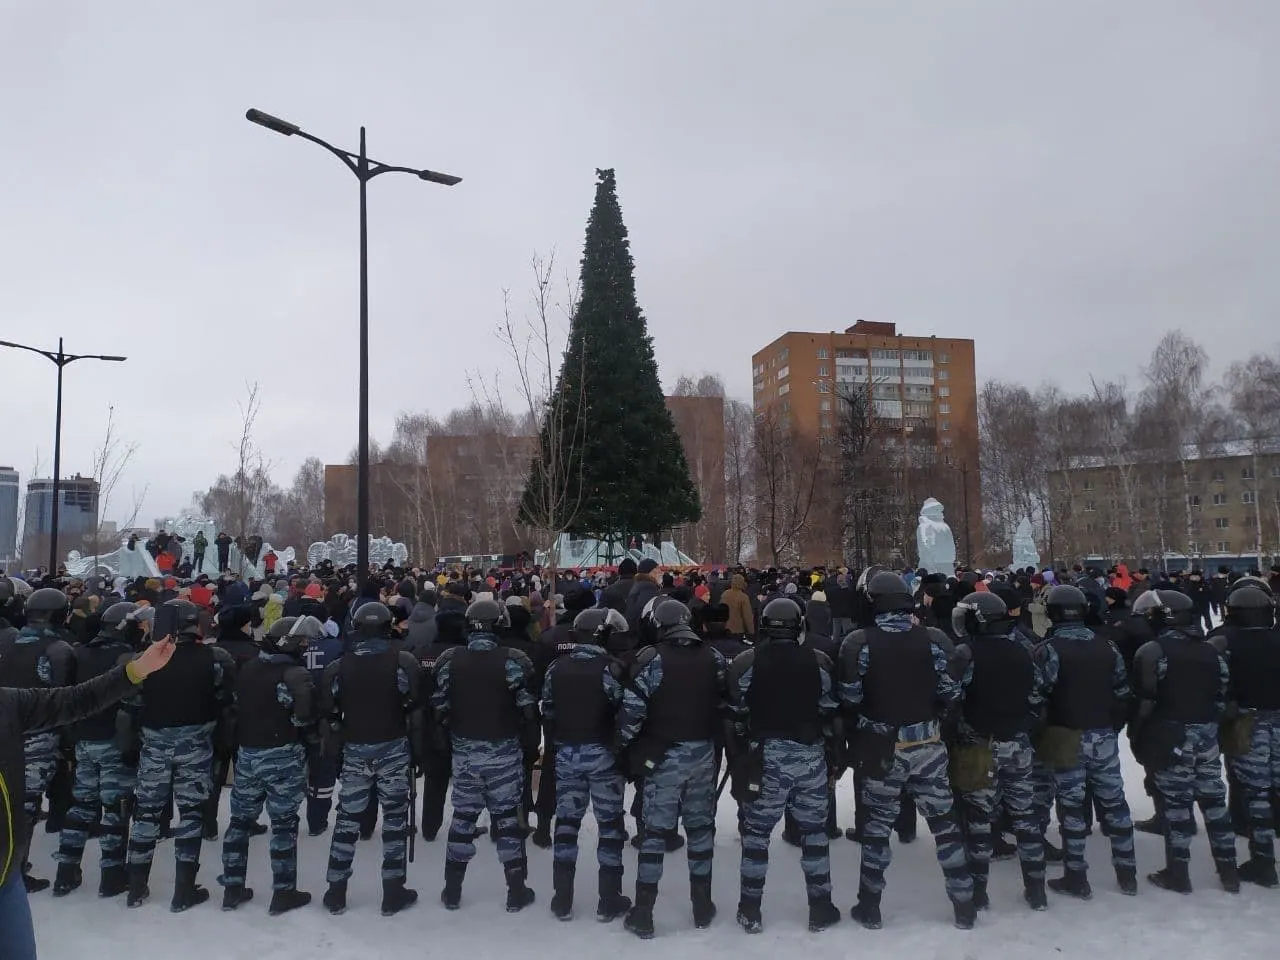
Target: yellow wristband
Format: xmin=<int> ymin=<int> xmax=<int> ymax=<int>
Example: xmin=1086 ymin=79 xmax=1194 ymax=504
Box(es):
xmin=125 ymin=661 xmax=144 ymax=684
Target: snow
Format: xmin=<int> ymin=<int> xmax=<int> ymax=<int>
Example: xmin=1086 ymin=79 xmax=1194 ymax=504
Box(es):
xmin=26 ymin=740 xmax=1276 ymax=960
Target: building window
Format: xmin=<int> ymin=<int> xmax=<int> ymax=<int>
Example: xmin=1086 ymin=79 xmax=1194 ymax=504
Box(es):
xmin=941 ymin=420 xmax=951 ymax=431
xmin=1188 ymin=541 xmax=1200 ymax=553
xmin=1217 ymin=541 xmax=1231 ymax=553
xmin=941 ymin=438 xmax=954 ymax=448
xmin=819 ymin=414 xmax=832 ymax=429
xmin=1084 ymin=500 xmax=1096 ymax=512
xmin=938 ymin=402 xmax=951 ymax=415
xmin=1242 ymin=466 xmax=1255 ymax=480
xmin=870 ymin=348 xmax=900 ymax=360
xmin=816 ymin=381 xmax=831 ymax=394
xmin=937 ymin=369 xmax=950 ymax=381
xmin=819 ymin=399 xmax=832 ymax=411
xmin=938 ymin=353 xmax=950 ymax=363
xmin=1212 ymin=492 xmax=1227 ymax=506
xmin=1082 ymin=479 xmax=1093 ymax=492
xmin=836 ymin=349 xmax=859 ymax=359
xmin=779 ymin=347 xmax=789 ymax=361
xmin=1085 ymin=522 xmax=1096 ymax=534
xmin=777 ymin=365 xmax=789 ymax=380
xmin=817 ymin=365 xmax=829 ymax=377
xmin=1214 ymin=517 xmax=1230 ymax=529
xmin=1271 ymin=464 xmax=1280 ymax=478
xmin=1212 ymin=470 xmax=1225 ymax=483
xmin=937 ymin=386 xmax=950 ymax=397
xmin=1186 ymin=472 xmax=1200 ymax=483
xmin=1188 ymin=494 xmax=1202 ymax=509
xmin=902 ymin=349 xmax=933 ymax=362
xmin=777 ymin=383 xmax=790 ymax=396
xmin=1242 ymin=490 xmax=1257 ymax=504
xmin=817 ymin=348 xmax=830 ymax=359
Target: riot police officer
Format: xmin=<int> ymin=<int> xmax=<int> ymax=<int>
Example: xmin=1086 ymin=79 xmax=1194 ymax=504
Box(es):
xmin=0 ymin=587 xmax=76 ymax=892
xmin=52 ymin=601 xmax=145 ymax=897
xmin=126 ymin=599 xmax=236 ymax=911
xmin=320 ymin=601 xmax=423 ymax=916
xmin=219 ymin=615 xmax=320 ymax=915
xmin=1033 ymin=584 xmax=1136 ymax=900
xmin=727 ymin=597 xmax=842 ymax=935
xmin=539 ymin=607 xmax=630 ymax=922
xmin=1210 ymin=584 xmax=1280 ymax=888
xmin=432 ymin=599 xmax=538 ymax=913
xmin=615 ymin=599 xmax=728 ymax=939
xmin=301 ymin=617 xmax=344 ymax=836
xmin=838 ymin=571 xmax=974 ymax=930
xmin=949 ymin=591 xmax=1048 ymax=911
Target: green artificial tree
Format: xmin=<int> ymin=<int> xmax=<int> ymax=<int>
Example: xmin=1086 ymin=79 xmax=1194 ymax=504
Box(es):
xmin=520 ymin=168 xmax=700 ymax=553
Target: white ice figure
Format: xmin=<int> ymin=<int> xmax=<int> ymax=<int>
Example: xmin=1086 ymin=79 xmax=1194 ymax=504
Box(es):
xmin=307 ymin=534 xmax=409 ymax=570
xmin=1012 ymin=516 xmax=1041 ymax=571
xmin=916 ymin=497 xmax=957 ymax=574
xmin=64 ymin=542 xmax=161 ymax=579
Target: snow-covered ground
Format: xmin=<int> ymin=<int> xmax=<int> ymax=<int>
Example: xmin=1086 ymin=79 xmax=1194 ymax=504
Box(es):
xmin=27 ymin=741 xmax=1274 ymax=960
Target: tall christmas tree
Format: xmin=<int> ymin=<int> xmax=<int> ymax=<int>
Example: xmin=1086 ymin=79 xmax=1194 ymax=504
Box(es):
xmin=520 ymin=168 xmax=700 ymax=547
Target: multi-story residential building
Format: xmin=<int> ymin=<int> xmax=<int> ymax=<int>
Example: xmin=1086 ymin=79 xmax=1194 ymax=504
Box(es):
xmin=0 ymin=467 xmax=18 ymax=569
xmin=20 ymin=474 xmax=99 ymax=569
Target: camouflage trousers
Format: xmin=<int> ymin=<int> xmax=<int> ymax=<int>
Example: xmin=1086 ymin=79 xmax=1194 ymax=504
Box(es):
xmin=21 ymin=732 xmax=59 ymax=833
xmin=859 ymin=741 xmax=973 ymax=903
xmin=1152 ymin=722 xmax=1234 ymax=868
xmin=1051 ymin=729 xmax=1135 ymax=875
xmin=551 ymin=742 xmax=626 ymax=876
xmin=1235 ymin=710 xmax=1280 ymax=864
xmin=739 ymin=739 xmax=831 ymax=904
xmin=219 ymin=744 xmax=307 ymax=891
xmin=128 ymin=724 xmax=214 ymax=867
xmin=639 ymin=740 xmax=716 ymax=889
xmin=56 ymin=740 xmax=137 ymax=870
xmin=957 ymin=736 xmax=1044 ymax=884
xmin=327 ymin=737 xmax=410 ymax=883
xmin=447 ymin=737 xmax=526 ymax=876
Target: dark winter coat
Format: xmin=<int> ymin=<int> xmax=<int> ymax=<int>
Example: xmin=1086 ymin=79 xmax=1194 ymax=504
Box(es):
xmin=600 ymin=576 xmax=635 ymax=615
xmin=402 ymin=601 xmax=438 ymax=651
xmin=623 ymin=576 xmax=661 ymax=634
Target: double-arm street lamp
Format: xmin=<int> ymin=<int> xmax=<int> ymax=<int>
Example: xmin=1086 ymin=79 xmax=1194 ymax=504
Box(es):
xmin=245 ymin=108 xmax=461 ymax=587
xmin=1 ymin=338 xmax=127 ymax=572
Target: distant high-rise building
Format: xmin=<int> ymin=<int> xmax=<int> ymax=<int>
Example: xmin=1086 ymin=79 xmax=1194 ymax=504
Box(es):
xmin=20 ymin=474 xmax=99 ymax=570
xmin=0 ymin=467 xmax=18 ymax=569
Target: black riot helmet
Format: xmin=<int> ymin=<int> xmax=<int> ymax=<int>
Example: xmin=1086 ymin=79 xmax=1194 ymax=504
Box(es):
xmin=266 ymin=614 xmax=324 ymax=656
xmin=866 ymin=571 xmax=913 ymax=614
xmin=99 ymin=601 xmax=143 ymax=647
xmin=952 ymin=591 xmax=1010 ymax=639
xmin=352 ymin=601 xmax=393 ymax=638
xmin=464 ymin=598 xmax=504 ymax=633
xmin=164 ymin=599 xmax=202 ymax=639
xmin=25 ymin=587 xmax=70 ymax=626
xmin=1045 ymin=584 xmax=1089 ymax=623
xmin=653 ymin=599 xmax=692 ymax=632
xmin=1225 ymin=585 xmax=1275 ymax=629
xmin=1228 ymin=575 xmax=1273 ymax=599
xmin=1140 ymin=589 xmax=1196 ymax=629
xmin=572 ymin=607 xmax=628 ymax=645
xmin=760 ymin=597 xmax=804 ymax=642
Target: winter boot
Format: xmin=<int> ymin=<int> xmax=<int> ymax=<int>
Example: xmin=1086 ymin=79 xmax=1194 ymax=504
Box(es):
xmin=323 ymin=879 xmax=348 ymax=915
xmin=624 ymin=883 xmax=657 ymax=940
xmin=22 ymin=870 xmax=49 ymax=894
xmin=691 ymin=876 xmax=716 ymax=928
xmin=850 ymin=888 xmax=882 ymax=929
xmin=1048 ymin=870 xmax=1092 ymax=900
xmin=505 ymin=866 xmax=536 ymax=913
xmin=1023 ymin=878 xmax=1048 ymax=911
xmin=736 ymin=898 xmax=763 ymax=934
xmin=972 ymin=876 xmax=990 ymax=910
xmin=381 ymin=878 xmax=419 ymax=916
xmin=1147 ymin=862 xmax=1192 ymax=894
xmin=1239 ymin=858 xmax=1279 ymax=888
xmin=170 ymin=861 xmax=209 ymax=913
xmin=596 ymin=866 xmax=631 ymax=922
xmin=52 ymin=863 xmax=82 ymax=897
xmin=98 ymin=865 xmax=128 ymax=899
xmin=1116 ymin=865 xmax=1138 ymax=896
xmin=1134 ymin=814 xmax=1165 ymax=836
xmin=953 ymin=898 xmax=977 ymax=930
xmin=551 ymin=861 xmax=575 ymax=920
xmin=248 ymin=820 xmax=268 ymax=837
xmin=807 ymin=895 xmax=841 ymax=933
xmin=992 ymin=834 xmax=1018 ymax=861
xmin=441 ymin=861 xmax=466 ymax=910
xmin=221 ymin=885 xmax=254 ymax=911
xmin=126 ymin=863 xmax=151 ymax=908
xmin=268 ymin=888 xmax=312 ymax=915
xmin=1217 ymin=861 xmax=1241 ymax=894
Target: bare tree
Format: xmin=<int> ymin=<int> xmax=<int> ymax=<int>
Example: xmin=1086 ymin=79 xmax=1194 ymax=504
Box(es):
xmin=86 ymin=405 xmax=147 ymax=559
xmin=1225 ymin=351 xmax=1280 ymax=563
xmin=198 ymin=383 xmax=283 ymax=548
xmin=271 ymin=457 xmax=327 ymax=549
xmin=723 ymin=399 xmax=755 ymax=564
xmin=754 ymin=406 xmax=824 ymax=566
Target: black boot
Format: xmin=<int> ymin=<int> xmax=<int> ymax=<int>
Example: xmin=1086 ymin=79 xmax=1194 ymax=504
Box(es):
xmin=596 ymin=866 xmax=631 ymax=922
xmin=624 ymin=883 xmax=657 ymax=940
xmin=126 ymin=863 xmax=151 ymax=908
xmin=953 ymin=898 xmax=977 ymax=930
xmin=691 ymin=876 xmax=716 ymax=928
xmin=807 ymin=895 xmax=841 ymax=932
xmin=1116 ymin=865 xmax=1138 ymax=896
xmin=22 ymin=870 xmax=49 ymax=894
xmin=381 ymin=878 xmax=419 ymax=916
xmin=972 ymin=876 xmax=990 ymax=910
xmin=221 ymin=885 xmax=254 ymax=911
xmin=992 ymin=834 xmax=1018 ymax=861
xmin=1217 ymin=861 xmax=1241 ymax=894
xmin=170 ymin=861 xmax=209 ymax=913
xmin=1134 ymin=815 xmax=1165 ymax=836
xmin=505 ymin=866 xmax=536 ymax=913
xmin=1023 ymin=878 xmax=1048 ymax=911
xmin=665 ymin=832 xmax=686 ymax=853
xmin=736 ymin=898 xmax=763 ymax=934
xmin=52 ymin=863 xmax=82 ymax=897
xmin=850 ymin=888 xmax=882 ymax=929
xmin=323 ymin=879 xmax=347 ymax=915
xmin=1147 ymin=862 xmax=1192 ymax=894
xmin=551 ymin=861 xmax=575 ymax=920
xmin=98 ymin=865 xmax=128 ymax=899
xmin=268 ymin=888 xmax=312 ymax=915
xmin=441 ymin=861 xmax=466 ymax=910
xmin=1048 ymin=870 xmax=1092 ymax=900
xmin=248 ymin=820 xmax=269 ymax=837
xmin=1239 ymin=858 xmax=1279 ymax=888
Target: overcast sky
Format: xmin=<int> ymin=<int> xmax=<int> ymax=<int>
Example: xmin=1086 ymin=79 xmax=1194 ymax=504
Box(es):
xmin=2 ymin=0 xmax=1277 ymax=528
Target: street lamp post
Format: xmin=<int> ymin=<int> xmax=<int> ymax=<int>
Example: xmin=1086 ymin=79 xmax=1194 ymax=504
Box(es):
xmin=1 ymin=338 xmax=127 ymax=572
xmin=245 ymin=108 xmax=460 ymax=588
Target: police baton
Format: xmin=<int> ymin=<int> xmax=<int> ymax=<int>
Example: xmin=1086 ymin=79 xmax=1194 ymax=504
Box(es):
xmin=714 ymin=765 xmax=732 ymax=802
xmin=408 ymin=766 xmax=418 ymax=865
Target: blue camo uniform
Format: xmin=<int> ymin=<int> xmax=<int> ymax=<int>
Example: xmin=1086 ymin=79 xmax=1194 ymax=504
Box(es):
xmin=838 ymin=610 xmax=974 ymax=925
xmin=302 ymin=619 xmax=344 ymax=834
xmin=949 ymin=622 xmax=1048 ymax=909
xmin=320 ymin=609 xmax=423 ymax=915
xmin=1132 ymin=622 xmax=1236 ymax=891
xmin=432 ymin=619 xmax=538 ymax=909
xmin=1210 ymin=592 xmax=1280 ymax=888
xmin=218 ymin=625 xmax=319 ymax=912
xmin=1033 ymin=621 xmax=1136 ymax=894
xmin=538 ymin=608 xmax=631 ymax=920
xmin=615 ymin=602 xmax=728 ymax=938
xmin=0 ymin=620 xmax=76 ymax=890
xmin=726 ymin=599 xmax=842 ymax=934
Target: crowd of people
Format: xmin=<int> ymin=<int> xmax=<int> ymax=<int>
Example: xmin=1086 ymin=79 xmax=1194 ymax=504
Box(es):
xmin=0 ymin=550 xmax=1278 ymax=957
